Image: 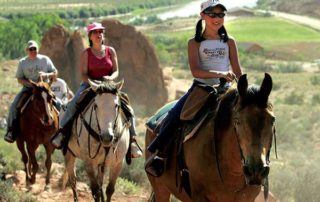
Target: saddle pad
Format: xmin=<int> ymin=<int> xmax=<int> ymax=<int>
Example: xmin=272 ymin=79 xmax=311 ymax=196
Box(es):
xmin=146 ymin=101 xmax=177 ymax=132
xmin=180 ymin=86 xmax=211 ymax=121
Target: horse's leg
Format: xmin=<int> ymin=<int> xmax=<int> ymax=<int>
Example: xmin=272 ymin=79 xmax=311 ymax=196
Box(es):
xmin=64 ymin=150 xmax=78 ymax=202
xmin=149 ymin=180 xmax=171 ymax=202
xmin=26 ymin=144 xmax=39 ymax=184
xmin=16 ymin=139 xmax=30 ymax=185
xmin=97 ymin=164 xmax=105 ymax=202
xmin=145 ymin=130 xmax=171 ymax=202
xmin=43 ymin=143 xmax=54 ymax=189
xmin=105 ymin=162 xmax=123 ymax=202
xmin=85 ymin=163 xmax=102 ymax=202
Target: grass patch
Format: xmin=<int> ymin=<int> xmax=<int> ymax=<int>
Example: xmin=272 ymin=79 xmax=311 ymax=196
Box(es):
xmin=226 ymin=16 xmax=320 ymax=47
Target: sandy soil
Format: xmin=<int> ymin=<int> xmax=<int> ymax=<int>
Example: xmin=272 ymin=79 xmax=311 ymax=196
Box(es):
xmin=7 ymin=163 xmax=149 ymax=202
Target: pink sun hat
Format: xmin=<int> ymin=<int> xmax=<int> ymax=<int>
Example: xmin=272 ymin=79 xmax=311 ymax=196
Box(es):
xmin=86 ymin=22 xmax=105 ymax=35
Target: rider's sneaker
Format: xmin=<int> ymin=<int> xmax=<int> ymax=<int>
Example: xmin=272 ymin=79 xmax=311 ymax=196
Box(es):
xmin=51 ymin=131 xmax=64 ymax=149
xmin=131 ymin=141 xmax=143 ymax=158
xmin=4 ymin=131 xmax=14 ymax=143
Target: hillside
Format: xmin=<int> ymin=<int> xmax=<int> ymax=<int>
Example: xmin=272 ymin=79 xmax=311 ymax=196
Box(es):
xmin=257 ymin=0 xmax=320 ymax=18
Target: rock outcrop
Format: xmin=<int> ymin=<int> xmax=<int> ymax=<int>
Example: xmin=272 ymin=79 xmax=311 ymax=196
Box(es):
xmin=40 ymin=25 xmax=84 ymax=92
xmin=40 ymin=21 xmax=167 ymax=113
xmin=102 ymin=19 xmax=167 ymax=113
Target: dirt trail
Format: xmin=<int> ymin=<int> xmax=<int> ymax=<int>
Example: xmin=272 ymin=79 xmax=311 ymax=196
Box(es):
xmin=270 ymin=11 xmax=320 ymax=31
xmin=8 ymin=163 xmax=149 ymax=202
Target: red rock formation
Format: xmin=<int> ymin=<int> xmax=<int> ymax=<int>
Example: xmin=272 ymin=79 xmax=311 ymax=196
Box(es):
xmin=40 ymin=21 xmax=167 ymax=113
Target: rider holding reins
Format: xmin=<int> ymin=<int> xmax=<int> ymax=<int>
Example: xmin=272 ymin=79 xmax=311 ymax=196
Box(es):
xmin=4 ymin=40 xmax=57 ymax=143
xmin=51 ymin=22 xmax=143 ymax=158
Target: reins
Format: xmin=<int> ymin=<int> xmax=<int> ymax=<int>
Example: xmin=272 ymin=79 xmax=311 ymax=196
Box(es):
xmin=77 ymin=94 xmax=130 ymax=159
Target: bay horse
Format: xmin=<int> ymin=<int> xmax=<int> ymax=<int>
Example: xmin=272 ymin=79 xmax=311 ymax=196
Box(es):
xmin=62 ymin=80 xmax=130 ymax=202
xmin=16 ymin=80 xmax=59 ymax=187
xmin=145 ymin=73 xmax=276 ymax=202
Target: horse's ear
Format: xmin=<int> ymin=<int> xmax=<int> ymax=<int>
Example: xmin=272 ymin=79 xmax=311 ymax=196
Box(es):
xmin=259 ymin=73 xmax=272 ymax=101
xmin=116 ymin=79 xmax=124 ymax=90
xmin=237 ymin=74 xmax=248 ymax=97
xmin=88 ymin=79 xmax=99 ymax=92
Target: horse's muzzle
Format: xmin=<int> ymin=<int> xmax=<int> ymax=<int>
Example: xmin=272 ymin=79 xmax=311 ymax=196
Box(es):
xmin=243 ymin=163 xmax=269 ymax=185
xmin=100 ymin=132 xmax=113 ymax=147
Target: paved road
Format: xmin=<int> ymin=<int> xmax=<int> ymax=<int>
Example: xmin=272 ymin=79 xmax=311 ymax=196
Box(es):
xmin=270 ymin=11 xmax=320 ymax=31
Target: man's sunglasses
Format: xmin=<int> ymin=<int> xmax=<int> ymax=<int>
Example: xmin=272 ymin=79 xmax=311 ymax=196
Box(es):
xmin=28 ymin=47 xmax=37 ymax=51
xmin=205 ymin=12 xmax=226 ymax=18
xmin=92 ymin=29 xmax=104 ymax=34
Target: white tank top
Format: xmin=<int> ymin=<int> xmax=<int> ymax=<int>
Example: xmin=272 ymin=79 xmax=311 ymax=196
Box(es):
xmin=194 ymin=39 xmax=230 ymax=85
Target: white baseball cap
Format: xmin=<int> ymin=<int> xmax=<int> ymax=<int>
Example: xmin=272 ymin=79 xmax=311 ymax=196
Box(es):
xmin=27 ymin=40 xmax=38 ymax=49
xmin=200 ymin=0 xmax=227 ymax=13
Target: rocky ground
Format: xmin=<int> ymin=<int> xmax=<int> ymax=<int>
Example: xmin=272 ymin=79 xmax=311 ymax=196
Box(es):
xmin=7 ymin=163 xmax=149 ymax=202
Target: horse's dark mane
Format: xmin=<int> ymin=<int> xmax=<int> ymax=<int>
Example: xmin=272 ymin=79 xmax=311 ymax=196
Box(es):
xmin=95 ymin=81 xmax=118 ymax=94
xmin=240 ymin=84 xmax=270 ymax=109
xmin=214 ymin=84 xmax=270 ymax=132
xmin=214 ymin=88 xmax=238 ymax=131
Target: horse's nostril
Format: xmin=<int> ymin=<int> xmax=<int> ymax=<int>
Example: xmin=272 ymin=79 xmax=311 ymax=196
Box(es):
xmin=101 ymin=133 xmax=113 ymax=144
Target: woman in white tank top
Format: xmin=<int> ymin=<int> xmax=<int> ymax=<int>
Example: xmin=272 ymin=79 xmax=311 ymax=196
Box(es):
xmin=146 ymin=1 xmax=243 ymax=173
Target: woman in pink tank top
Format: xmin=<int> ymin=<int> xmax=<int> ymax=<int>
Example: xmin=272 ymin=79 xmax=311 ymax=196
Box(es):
xmin=52 ymin=22 xmax=142 ymax=158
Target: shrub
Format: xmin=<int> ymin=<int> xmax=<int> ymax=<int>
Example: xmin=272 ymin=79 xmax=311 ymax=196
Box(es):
xmin=275 ymin=62 xmax=303 ymax=73
xmin=312 ymin=94 xmax=320 ymax=105
xmin=115 ymin=177 xmax=140 ymax=195
xmin=0 ymin=181 xmax=36 ymax=202
xmin=310 ymin=75 xmax=320 ymax=85
xmin=284 ymin=91 xmax=304 ymax=105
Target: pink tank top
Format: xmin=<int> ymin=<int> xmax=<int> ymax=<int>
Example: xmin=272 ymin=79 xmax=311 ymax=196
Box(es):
xmin=87 ymin=47 xmax=113 ymax=79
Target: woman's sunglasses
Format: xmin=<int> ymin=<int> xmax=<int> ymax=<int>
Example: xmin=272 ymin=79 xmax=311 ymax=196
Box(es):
xmin=28 ymin=47 xmax=37 ymax=51
xmin=205 ymin=12 xmax=226 ymax=18
xmin=92 ymin=29 xmax=104 ymax=34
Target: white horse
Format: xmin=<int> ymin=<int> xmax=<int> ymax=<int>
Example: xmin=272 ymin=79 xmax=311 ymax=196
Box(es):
xmin=62 ymin=80 xmax=130 ymax=202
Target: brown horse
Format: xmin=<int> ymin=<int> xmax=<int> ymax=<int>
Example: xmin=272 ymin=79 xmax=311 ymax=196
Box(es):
xmin=16 ymin=80 xmax=58 ymax=187
xmin=145 ymin=73 xmax=276 ymax=202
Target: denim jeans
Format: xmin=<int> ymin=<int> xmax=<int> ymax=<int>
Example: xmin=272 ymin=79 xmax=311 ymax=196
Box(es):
xmin=59 ymin=82 xmax=89 ymax=128
xmin=6 ymin=87 xmax=32 ymax=130
xmin=147 ymin=81 xmax=198 ymax=153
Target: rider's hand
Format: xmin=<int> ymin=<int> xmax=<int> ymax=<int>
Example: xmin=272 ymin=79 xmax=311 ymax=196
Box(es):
xmin=103 ymin=76 xmax=113 ymax=81
xmin=222 ymin=71 xmax=235 ymax=82
xmin=38 ymin=71 xmax=48 ymax=80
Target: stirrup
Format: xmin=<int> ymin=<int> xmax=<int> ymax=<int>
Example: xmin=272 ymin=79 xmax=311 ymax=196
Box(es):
xmin=51 ymin=129 xmax=64 ymax=149
xmin=131 ymin=141 xmax=143 ymax=158
xmin=4 ymin=131 xmax=15 ymax=143
xmin=145 ymin=152 xmax=166 ymax=177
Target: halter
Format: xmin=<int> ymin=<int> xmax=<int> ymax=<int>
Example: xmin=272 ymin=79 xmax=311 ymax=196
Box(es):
xmin=78 ymin=94 xmax=130 ymax=159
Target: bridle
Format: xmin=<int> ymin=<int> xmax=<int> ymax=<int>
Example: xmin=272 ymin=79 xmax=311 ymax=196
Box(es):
xmin=77 ymin=93 xmax=130 ymax=159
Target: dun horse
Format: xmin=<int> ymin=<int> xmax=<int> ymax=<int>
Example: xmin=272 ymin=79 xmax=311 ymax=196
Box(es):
xmin=145 ymin=73 xmax=276 ymax=202
xmin=16 ymin=80 xmax=58 ymax=187
xmin=62 ymin=80 xmax=130 ymax=202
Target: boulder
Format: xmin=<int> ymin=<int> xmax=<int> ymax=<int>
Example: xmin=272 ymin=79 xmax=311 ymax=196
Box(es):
xmin=40 ymin=21 xmax=167 ymax=113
